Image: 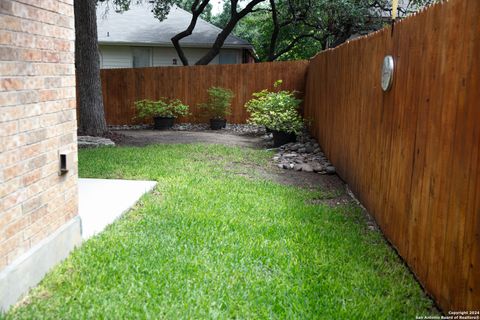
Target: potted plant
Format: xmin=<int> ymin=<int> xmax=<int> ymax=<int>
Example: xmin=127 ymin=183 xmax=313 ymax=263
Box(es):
xmin=199 ymin=86 xmax=234 ymax=130
xmin=245 ymin=80 xmax=303 ymax=147
xmin=134 ymin=98 xmax=190 ymax=130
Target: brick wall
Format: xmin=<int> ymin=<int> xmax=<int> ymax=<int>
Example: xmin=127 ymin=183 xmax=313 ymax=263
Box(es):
xmin=0 ymin=0 xmax=78 ymax=270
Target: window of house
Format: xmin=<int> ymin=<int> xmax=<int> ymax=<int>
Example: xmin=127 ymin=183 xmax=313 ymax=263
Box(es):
xmin=132 ymin=47 xmax=152 ymax=68
xmin=219 ymin=52 xmax=237 ymax=64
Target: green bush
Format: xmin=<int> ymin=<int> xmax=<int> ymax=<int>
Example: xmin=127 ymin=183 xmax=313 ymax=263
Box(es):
xmin=134 ymin=98 xmax=190 ymax=119
xmin=245 ymin=80 xmax=303 ymax=134
xmin=198 ymin=86 xmax=234 ymax=119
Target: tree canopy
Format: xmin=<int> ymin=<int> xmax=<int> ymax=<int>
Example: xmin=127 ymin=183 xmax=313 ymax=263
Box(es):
xmin=97 ymin=0 xmax=174 ymax=19
xmin=211 ymin=0 xmax=439 ymax=61
xmin=95 ymin=0 xmax=439 ymax=64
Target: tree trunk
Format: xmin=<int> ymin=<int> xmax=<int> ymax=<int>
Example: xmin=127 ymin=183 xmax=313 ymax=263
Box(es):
xmin=74 ymin=0 xmax=107 ymax=136
xmin=267 ymin=0 xmax=279 ymax=61
xmin=195 ymin=19 xmax=238 ymax=65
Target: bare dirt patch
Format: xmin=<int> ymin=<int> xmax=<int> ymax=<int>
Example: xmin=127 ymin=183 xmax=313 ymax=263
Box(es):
xmin=225 ymin=158 xmax=352 ymax=208
xmin=114 ymin=129 xmax=353 ymax=208
xmin=114 ymin=130 xmax=266 ymax=148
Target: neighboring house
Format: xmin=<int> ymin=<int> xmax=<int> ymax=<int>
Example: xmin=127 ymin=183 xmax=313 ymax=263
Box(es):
xmin=96 ymin=4 xmax=255 ymax=68
xmin=0 ymin=0 xmax=80 ymax=311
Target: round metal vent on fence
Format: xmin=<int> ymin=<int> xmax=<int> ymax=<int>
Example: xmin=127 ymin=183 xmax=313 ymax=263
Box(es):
xmin=381 ymin=55 xmax=395 ymax=92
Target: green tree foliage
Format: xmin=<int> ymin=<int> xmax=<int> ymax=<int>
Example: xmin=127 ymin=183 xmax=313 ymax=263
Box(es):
xmin=210 ymin=1 xmax=232 ymax=27
xmin=212 ymin=0 xmax=439 ymax=61
xmin=177 ymin=0 xmax=213 ymax=20
xmin=97 ymin=0 xmax=174 ymax=20
xmin=97 ymin=0 xmax=438 ymax=63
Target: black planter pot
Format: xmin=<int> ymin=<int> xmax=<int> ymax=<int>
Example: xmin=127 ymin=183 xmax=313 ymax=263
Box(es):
xmin=265 ymin=127 xmax=272 ymax=134
xmin=210 ymin=118 xmax=227 ymax=130
xmin=272 ymin=130 xmax=296 ymax=147
xmin=153 ymin=116 xmax=175 ymax=130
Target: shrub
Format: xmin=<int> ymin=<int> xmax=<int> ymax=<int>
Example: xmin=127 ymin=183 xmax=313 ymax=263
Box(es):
xmin=134 ymin=98 xmax=190 ymax=119
xmin=245 ymin=80 xmax=303 ymax=134
xmin=198 ymin=87 xmax=234 ymax=119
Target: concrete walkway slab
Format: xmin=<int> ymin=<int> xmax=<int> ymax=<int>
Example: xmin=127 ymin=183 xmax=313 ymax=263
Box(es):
xmin=78 ymin=178 xmax=157 ymax=240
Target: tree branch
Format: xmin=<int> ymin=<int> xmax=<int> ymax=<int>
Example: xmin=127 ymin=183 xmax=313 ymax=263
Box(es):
xmin=195 ymin=0 xmax=266 ymax=65
xmin=171 ymin=0 xmax=210 ymax=66
xmin=265 ymin=0 xmax=317 ymax=61
xmin=269 ymin=32 xmax=322 ymax=61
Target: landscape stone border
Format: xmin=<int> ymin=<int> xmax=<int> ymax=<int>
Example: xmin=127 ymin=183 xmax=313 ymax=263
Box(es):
xmin=78 ymin=136 xmax=115 ymax=148
xmin=108 ymin=123 xmax=266 ymax=136
xmin=273 ymin=131 xmax=336 ymax=174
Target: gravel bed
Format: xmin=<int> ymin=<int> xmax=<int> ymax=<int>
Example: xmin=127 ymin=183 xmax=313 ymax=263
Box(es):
xmin=272 ymin=130 xmax=336 ymax=174
xmin=108 ymin=124 xmax=152 ymax=130
xmin=109 ymin=123 xmax=266 ymax=136
xmin=78 ymin=136 xmax=115 ymax=148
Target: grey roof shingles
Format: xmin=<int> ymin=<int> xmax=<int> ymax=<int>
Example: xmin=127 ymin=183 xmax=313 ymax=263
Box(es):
xmin=97 ymin=3 xmax=252 ymax=49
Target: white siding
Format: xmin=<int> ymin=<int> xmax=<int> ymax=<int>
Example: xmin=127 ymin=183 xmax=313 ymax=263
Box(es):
xmin=99 ymin=45 xmax=243 ymax=68
xmin=153 ymin=47 xmax=224 ymax=66
xmin=99 ymin=45 xmax=132 ymax=69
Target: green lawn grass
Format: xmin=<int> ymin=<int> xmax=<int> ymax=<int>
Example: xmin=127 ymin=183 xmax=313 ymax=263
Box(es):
xmin=5 ymin=144 xmax=437 ymax=319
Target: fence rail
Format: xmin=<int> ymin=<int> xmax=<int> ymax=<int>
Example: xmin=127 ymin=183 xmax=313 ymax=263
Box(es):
xmin=100 ymin=61 xmax=308 ymax=125
xmin=303 ymin=0 xmax=480 ymax=311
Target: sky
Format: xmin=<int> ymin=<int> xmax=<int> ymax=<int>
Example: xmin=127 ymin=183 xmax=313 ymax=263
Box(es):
xmin=211 ymin=0 xmax=258 ymax=15
xmin=211 ymin=0 xmax=224 ymax=15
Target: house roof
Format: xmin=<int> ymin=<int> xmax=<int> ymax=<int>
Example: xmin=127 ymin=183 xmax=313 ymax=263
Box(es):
xmin=96 ymin=3 xmax=252 ymax=49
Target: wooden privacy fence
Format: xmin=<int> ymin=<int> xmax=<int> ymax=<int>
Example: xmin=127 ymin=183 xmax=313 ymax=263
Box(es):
xmin=100 ymin=61 xmax=308 ymax=125
xmin=97 ymin=0 xmax=479 ymax=312
xmin=304 ymin=0 xmax=479 ymax=312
